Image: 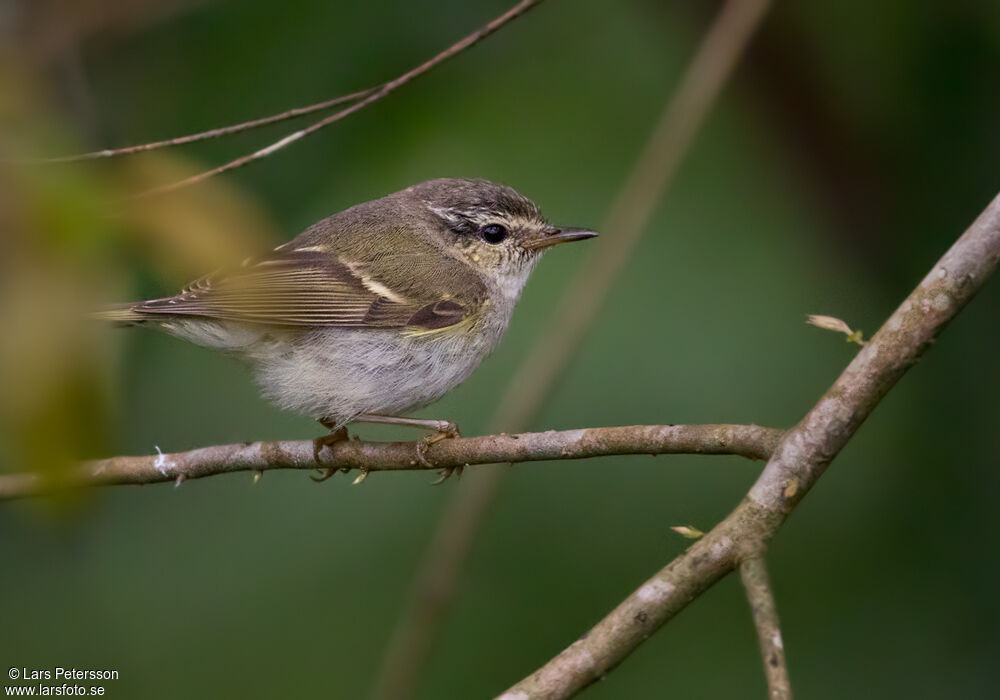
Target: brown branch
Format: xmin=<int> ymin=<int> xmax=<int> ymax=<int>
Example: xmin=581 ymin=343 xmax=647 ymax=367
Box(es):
xmin=23 ymin=87 xmax=381 ymax=164
xmin=0 ymin=424 xmax=782 ymax=501
xmin=126 ymin=0 xmax=547 ymax=199
xmin=739 ymin=557 xmax=792 ymax=700
xmin=498 ymin=191 xmax=1000 ymax=698
xmin=374 ymin=0 xmax=777 ymax=698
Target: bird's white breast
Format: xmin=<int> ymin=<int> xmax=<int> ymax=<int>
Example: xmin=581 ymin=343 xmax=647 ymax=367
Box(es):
xmin=249 ymin=300 xmax=514 ymax=426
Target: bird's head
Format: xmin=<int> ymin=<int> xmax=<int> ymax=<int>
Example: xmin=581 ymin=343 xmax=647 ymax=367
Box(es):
xmin=406 ymin=178 xmax=597 ymax=293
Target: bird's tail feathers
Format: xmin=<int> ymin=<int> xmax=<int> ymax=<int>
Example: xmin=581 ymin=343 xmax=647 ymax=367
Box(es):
xmin=90 ymin=304 xmax=146 ymax=325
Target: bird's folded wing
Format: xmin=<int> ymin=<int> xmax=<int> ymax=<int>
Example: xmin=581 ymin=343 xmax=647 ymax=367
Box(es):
xmin=133 ymin=249 xmax=482 ymax=331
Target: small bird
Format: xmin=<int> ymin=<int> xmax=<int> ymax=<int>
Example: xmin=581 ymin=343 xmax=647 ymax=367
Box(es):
xmin=97 ymin=178 xmax=596 ymax=470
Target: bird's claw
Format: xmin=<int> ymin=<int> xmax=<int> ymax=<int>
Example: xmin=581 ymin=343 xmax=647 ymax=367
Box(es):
xmin=311 ymin=426 xmax=349 ymax=482
xmin=311 ymin=469 xmax=341 ymax=483
xmin=414 ymin=441 xmax=434 ymax=468
xmin=430 ymin=464 xmax=465 ymax=485
xmin=414 ymin=422 xmax=460 ymax=476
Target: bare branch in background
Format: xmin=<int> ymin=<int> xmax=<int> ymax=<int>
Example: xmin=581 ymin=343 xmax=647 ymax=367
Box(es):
xmin=372 ymin=1 xmax=775 ymax=698
xmin=23 ymin=87 xmax=381 ymax=163
xmin=499 ymin=190 xmax=1000 ymax=698
xmin=0 ymin=424 xmax=783 ymax=501
xmin=18 ymin=0 xmax=548 ymax=195
xmin=130 ymin=0 xmax=545 ymax=198
xmin=739 ymin=557 xmax=792 ymax=700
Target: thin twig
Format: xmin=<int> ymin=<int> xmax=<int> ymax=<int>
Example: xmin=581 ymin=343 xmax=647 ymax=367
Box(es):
xmin=0 ymin=424 xmax=783 ymax=501
xmin=739 ymin=557 xmax=792 ymax=700
xmin=499 ymin=190 xmax=1000 ymax=698
xmin=23 ymin=87 xmax=381 ymax=164
xmin=127 ymin=0 xmax=547 ymax=199
xmin=372 ymin=1 xmax=775 ymax=698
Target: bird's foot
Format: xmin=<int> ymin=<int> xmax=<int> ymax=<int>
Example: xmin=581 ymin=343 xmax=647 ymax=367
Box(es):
xmin=311 ymin=425 xmax=349 ymax=482
xmin=414 ymin=421 xmax=461 ymax=478
xmin=346 ymin=414 xmax=461 ymax=480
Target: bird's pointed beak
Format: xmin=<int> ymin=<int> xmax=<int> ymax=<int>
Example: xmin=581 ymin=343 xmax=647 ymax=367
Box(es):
xmin=523 ymin=226 xmax=599 ymax=251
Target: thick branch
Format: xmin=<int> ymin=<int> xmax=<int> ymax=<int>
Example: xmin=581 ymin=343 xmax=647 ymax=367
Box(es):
xmin=739 ymin=557 xmax=792 ymax=700
xmin=0 ymin=424 xmax=782 ymax=501
xmin=500 ymin=192 xmax=1000 ymax=698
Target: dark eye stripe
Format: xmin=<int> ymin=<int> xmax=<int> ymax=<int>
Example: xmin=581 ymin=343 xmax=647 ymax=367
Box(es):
xmin=446 ymin=217 xmax=478 ymax=237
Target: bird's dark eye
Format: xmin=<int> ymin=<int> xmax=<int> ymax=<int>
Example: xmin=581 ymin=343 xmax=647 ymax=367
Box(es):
xmin=480 ymin=223 xmax=508 ymax=244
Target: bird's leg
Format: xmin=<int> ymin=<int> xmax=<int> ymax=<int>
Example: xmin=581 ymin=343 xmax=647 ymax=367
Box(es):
xmin=311 ymin=418 xmax=350 ymax=482
xmin=351 ymin=413 xmax=461 ymax=480
xmin=351 ymin=414 xmax=460 ymax=435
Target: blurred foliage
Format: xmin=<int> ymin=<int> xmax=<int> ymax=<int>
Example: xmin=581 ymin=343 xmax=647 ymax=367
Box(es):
xmin=0 ymin=45 xmax=277 ymax=497
xmin=1 ymin=0 xmax=999 ymax=698
xmin=0 ymin=58 xmax=117 ymax=493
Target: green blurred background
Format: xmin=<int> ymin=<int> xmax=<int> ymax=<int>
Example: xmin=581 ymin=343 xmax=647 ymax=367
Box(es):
xmin=2 ymin=0 xmax=999 ymax=697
